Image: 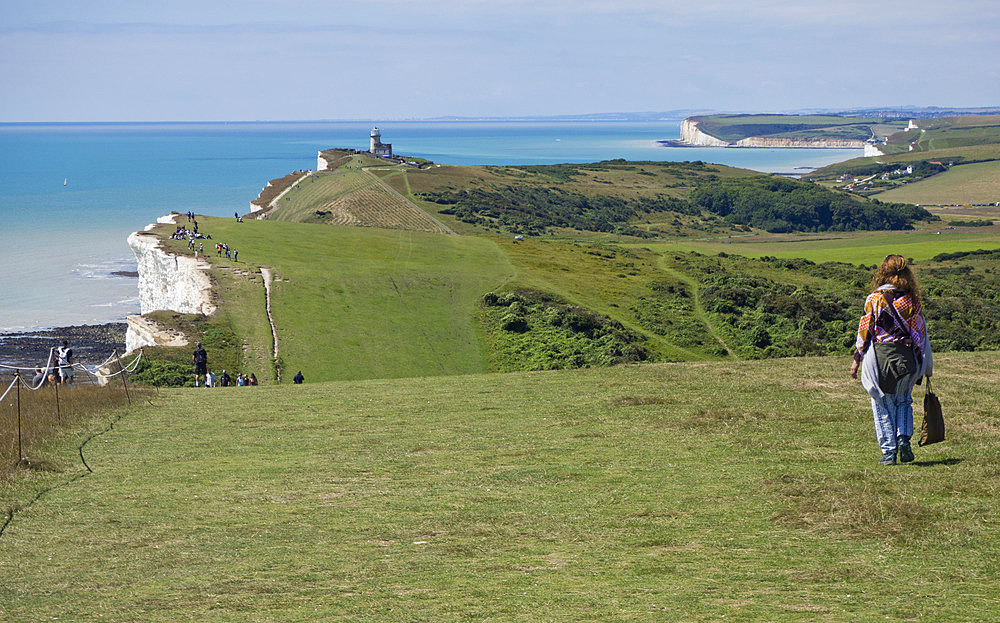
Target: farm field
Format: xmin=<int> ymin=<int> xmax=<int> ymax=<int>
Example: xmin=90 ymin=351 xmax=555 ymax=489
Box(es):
xmin=874 ymin=160 xmax=1000 ymax=205
xmin=268 ymin=169 xmax=374 ymax=222
xmin=630 ymin=229 xmax=1000 ymax=265
xmin=2 ymin=353 xmax=999 ymax=620
xmin=269 ymin=165 xmax=451 ymax=234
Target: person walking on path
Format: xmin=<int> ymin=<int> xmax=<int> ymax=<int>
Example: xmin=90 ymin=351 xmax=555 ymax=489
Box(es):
xmin=850 ymin=255 xmax=933 ymax=465
xmin=193 ymin=342 xmax=208 ymax=387
xmin=56 ymin=340 xmax=74 ymax=385
xmin=293 ymin=371 xmax=304 ymax=384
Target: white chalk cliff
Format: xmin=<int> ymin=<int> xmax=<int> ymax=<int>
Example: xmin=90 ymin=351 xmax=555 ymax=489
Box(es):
xmin=678 ymin=118 xmax=866 ymax=149
xmin=124 ymin=214 xmax=216 ymax=353
xmin=679 ymin=119 xmax=731 ymax=146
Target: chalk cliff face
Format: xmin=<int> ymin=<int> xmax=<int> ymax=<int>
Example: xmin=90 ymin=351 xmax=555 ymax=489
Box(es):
xmin=125 ymin=315 xmax=189 ymax=354
xmin=679 ymin=119 xmax=730 ymax=146
xmin=678 ymin=118 xmax=866 ymax=149
xmin=864 ymin=143 xmax=885 ymax=157
xmin=124 ymin=216 xmax=216 ymax=353
xmin=732 ymin=136 xmax=867 ymax=148
xmin=317 ymin=151 xmax=330 ymax=171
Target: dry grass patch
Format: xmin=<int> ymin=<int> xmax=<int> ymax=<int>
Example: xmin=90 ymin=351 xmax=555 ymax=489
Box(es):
xmin=769 ymin=473 xmax=936 ymax=542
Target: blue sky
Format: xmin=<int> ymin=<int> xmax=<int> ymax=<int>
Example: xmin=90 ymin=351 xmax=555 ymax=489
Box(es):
xmin=1 ymin=0 xmax=997 ymax=122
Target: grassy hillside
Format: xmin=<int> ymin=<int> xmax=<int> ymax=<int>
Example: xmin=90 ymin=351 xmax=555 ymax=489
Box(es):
xmin=875 ymin=159 xmax=1000 ymax=205
xmin=807 ymin=116 xmax=1000 ymax=204
xmin=162 ymin=218 xmax=513 ymax=383
xmin=2 ymin=353 xmax=999 ymax=620
xmin=911 ymin=114 xmax=1000 ymax=151
xmin=144 ymin=213 xmax=1000 ymax=388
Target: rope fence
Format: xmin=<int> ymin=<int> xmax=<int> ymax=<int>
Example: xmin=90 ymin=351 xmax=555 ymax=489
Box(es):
xmin=0 ymin=348 xmax=142 ymax=387
xmin=1 ymin=349 xmax=143 ymax=466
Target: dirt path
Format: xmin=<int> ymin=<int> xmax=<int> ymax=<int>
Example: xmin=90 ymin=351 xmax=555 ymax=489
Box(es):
xmin=258 ymin=171 xmax=313 ymax=219
xmin=259 ymin=267 xmax=281 ymax=382
xmin=657 ymin=260 xmax=737 ymax=359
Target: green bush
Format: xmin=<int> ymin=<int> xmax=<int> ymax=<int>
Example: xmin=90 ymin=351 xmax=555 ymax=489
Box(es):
xmin=131 ymin=358 xmax=193 ymax=387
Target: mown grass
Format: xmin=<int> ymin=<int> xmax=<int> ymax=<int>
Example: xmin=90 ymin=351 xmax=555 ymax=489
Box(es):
xmin=875 ymin=160 xmax=1000 ymax=205
xmin=1 ymin=353 xmax=998 ymax=620
xmin=630 ymin=229 xmax=1000 ymax=265
xmin=187 ymin=217 xmax=514 ymax=382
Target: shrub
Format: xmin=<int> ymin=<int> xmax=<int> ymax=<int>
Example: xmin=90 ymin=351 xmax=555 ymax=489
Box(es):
xmin=132 ymin=358 xmax=193 ymax=387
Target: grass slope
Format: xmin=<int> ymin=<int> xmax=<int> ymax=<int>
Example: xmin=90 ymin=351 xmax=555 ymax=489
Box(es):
xmin=632 ymin=229 xmax=1000 ymax=265
xmin=807 ymin=115 xmax=1000 ymax=205
xmin=2 ymin=353 xmax=999 ymax=620
xmin=194 ymin=217 xmax=514 ymax=382
xmin=875 ymin=160 xmax=1000 ymax=205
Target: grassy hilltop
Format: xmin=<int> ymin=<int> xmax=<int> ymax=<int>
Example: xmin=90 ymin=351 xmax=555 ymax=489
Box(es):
xmin=5 ymin=143 xmax=1000 ymax=619
xmin=127 ymin=148 xmax=1000 ymax=386
xmin=3 ymin=354 xmax=1000 ymax=619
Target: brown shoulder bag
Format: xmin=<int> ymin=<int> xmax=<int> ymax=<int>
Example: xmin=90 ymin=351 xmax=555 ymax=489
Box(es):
xmin=919 ymin=378 xmax=945 ymax=447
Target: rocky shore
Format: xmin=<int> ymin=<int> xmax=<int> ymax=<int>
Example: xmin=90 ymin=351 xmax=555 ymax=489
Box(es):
xmin=0 ymin=323 xmax=127 ymax=372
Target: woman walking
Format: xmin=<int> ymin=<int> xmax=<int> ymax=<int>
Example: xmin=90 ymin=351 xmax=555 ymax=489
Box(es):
xmin=850 ymin=255 xmax=933 ymax=465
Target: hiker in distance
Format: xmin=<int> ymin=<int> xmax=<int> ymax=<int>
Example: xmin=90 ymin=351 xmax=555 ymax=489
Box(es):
xmin=850 ymin=255 xmax=933 ymax=466
xmin=193 ymin=342 xmax=208 ymax=387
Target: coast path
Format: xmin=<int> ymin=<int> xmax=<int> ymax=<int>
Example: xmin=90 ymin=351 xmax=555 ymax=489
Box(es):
xmin=259 ymin=171 xmax=314 ymax=219
xmin=259 ymin=267 xmax=281 ymax=383
xmin=362 ymin=167 xmax=456 ymax=235
xmin=657 ymin=260 xmax=737 ymax=359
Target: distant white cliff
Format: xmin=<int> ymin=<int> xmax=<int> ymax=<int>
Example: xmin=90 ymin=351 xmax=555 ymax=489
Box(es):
xmin=677 ymin=118 xmax=867 ymax=149
xmin=679 ymin=119 xmax=730 ymax=146
xmin=124 ymin=214 xmax=216 ymax=353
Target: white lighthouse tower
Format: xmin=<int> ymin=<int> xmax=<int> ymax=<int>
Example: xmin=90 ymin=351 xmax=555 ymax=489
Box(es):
xmin=369 ymin=127 xmax=392 ymax=158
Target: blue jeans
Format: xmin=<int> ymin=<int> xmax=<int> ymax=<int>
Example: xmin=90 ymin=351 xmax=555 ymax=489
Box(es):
xmin=871 ymin=389 xmax=914 ymax=455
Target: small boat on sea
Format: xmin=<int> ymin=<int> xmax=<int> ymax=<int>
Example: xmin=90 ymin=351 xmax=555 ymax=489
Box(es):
xmin=63 ymin=178 xmax=67 ymax=186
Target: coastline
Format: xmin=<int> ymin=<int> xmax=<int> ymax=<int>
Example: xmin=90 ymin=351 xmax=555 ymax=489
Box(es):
xmin=0 ymin=323 xmax=127 ymax=372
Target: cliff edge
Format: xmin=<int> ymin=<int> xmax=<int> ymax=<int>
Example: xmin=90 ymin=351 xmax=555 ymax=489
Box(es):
xmin=674 ymin=117 xmax=867 ymax=149
xmin=124 ymin=215 xmax=216 ymax=353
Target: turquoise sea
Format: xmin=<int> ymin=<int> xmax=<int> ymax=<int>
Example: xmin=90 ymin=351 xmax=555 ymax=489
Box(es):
xmin=0 ymin=120 xmax=863 ymax=331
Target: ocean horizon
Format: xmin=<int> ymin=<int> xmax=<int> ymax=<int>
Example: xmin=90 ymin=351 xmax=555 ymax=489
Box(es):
xmin=0 ymin=119 xmax=863 ymax=332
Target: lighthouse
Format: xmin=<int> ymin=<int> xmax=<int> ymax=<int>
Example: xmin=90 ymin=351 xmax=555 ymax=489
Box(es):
xmin=369 ymin=127 xmax=392 ymax=158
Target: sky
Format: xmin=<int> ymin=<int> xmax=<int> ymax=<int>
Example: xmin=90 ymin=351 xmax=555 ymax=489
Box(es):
xmin=1 ymin=0 xmax=998 ymax=122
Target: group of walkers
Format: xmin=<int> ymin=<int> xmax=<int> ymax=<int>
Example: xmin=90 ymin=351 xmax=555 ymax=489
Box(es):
xmin=170 ymin=224 xmax=209 ymax=242
xmin=192 ymin=342 xmax=257 ymax=388
xmin=201 ymin=369 xmax=257 ymax=388
xmin=215 ymin=242 xmax=238 ymax=262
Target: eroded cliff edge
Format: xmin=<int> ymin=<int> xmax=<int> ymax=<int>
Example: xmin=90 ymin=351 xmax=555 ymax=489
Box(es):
xmin=124 ymin=214 xmax=216 ymax=353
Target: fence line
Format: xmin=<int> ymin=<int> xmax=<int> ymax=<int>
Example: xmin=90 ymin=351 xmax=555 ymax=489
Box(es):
xmin=1 ymin=349 xmax=142 ymax=389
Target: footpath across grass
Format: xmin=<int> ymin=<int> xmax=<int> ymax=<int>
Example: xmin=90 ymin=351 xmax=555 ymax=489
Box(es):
xmin=1 ymin=353 xmax=998 ymax=620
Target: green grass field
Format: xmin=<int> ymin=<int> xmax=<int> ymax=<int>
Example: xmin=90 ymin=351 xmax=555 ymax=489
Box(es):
xmin=630 ymin=230 xmax=1000 ymax=265
xmin=2 ymin=353 xmax=999 ymax=620
xmin=184 ymin=217 xmax=513 ymax=382
xmin=874 ymin=160 xmax=1000 ymax=205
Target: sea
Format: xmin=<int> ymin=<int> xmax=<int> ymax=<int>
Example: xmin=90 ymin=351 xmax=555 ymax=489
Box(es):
xmin=0 ymin=120 xmax=863 ymax=332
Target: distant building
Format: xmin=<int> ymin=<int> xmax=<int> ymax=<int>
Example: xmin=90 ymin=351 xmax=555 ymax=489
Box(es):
xmin=369 ymin=127 xmax=392 ymax=158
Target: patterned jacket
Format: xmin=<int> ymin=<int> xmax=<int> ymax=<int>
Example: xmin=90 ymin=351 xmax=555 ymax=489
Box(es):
xmin=853 ymin=287 xmax=927 ymax=364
